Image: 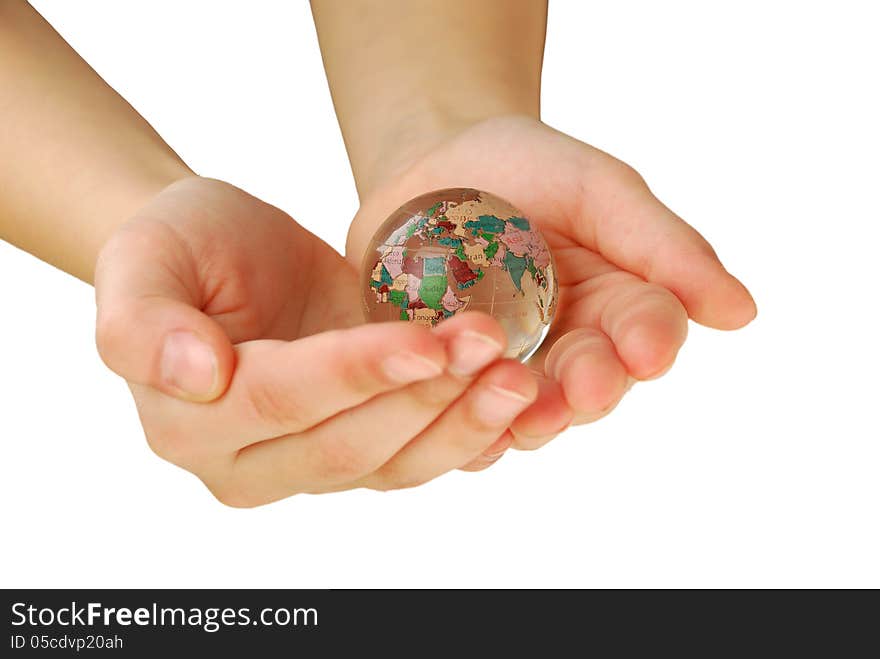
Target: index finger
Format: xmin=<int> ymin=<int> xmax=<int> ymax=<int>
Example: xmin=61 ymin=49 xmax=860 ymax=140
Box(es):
xmin=134 ymin=321 xmax=448 ymax=456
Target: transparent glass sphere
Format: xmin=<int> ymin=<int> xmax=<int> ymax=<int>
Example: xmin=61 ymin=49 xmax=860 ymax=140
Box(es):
xmin=361 ymin=188 xmax=558 ymax=362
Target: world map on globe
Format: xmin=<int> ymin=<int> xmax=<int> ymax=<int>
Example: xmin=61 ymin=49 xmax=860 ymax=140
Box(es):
xmin=362 ymin=188 xmax=558 ymax=361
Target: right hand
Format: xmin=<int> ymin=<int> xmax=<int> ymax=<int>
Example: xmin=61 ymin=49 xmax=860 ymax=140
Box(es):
xmin=94 ymin=177 xmax=537 ymax=506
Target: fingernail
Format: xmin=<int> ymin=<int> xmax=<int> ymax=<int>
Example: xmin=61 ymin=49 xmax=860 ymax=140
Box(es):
xmin=382 ymin=351 xmax=444 ymax=384
xmin=449 ymin=330 xmax=504 ymax=377
xmin=160 ymin=331 xmax=218 ymax=397
xmin=472 ymin=384 xmax=532 ymax=426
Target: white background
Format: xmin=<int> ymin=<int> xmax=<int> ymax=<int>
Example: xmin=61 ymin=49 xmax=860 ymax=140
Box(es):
xmin=1 ymin=1 xmax=877 ymax=588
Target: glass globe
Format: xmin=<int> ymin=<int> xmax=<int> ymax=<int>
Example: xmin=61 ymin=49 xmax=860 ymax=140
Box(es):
xmin=361 ymin=188 xmax=557 ymax=362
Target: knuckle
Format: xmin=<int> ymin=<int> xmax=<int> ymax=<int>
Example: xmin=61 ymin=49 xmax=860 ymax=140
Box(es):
xmin=313 ymin=436 xmax=370 ymax=483
xmin=638 ymin=283 xmax=689 ymax=316
xmin=643 ymin=281 xmax=679 ymax=302
xmin=336 ymin=347 xmax=387 ymax=396
xmin=244 ymin=380 xmax=311 ymax=431
xmin=405 ymin=376 xmax=461 ymax=411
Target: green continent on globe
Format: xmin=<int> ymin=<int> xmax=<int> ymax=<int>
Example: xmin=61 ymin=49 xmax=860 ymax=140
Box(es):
xmin=418 ymin=275 xmax=447 ymax=310
xmin=388 ymin=290 xmax=408 ymax=309
xmin=368 ymin=190 xmax=555 ymax=330
xmin=502 ymin=251 xmax=528 ymax=292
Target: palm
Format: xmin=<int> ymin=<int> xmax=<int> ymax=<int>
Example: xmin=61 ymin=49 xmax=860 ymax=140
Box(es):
xmin=350 ymin=116 xmax=755 ymax=433
xmin=111 ymin=177 xmax=361 ymax=346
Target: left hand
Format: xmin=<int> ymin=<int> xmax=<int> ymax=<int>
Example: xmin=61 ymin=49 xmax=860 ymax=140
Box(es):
xmin=94 ymin=177 xmax=534 ymax=504
xmin=348 ymin=115 xmax=756 ymax=450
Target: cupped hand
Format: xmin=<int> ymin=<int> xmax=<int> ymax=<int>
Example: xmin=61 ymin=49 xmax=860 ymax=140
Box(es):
xmin=349 ymin=115 xmax=757 ymax=449
xmin=94 ymin=177 xmax=536 ymax=506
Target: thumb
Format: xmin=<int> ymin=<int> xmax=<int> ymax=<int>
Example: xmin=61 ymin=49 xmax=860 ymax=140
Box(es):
xmin=94 ymin=224 xmax=235 ymax=402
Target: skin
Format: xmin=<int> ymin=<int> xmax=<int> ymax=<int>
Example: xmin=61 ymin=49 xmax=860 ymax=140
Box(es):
xmin=312 ymin=0 xmax=756 ymax=451
xmin=0 ymin=0 xmax=188 ymax=282
xmin=0 ymin=1 xmax=755 ymax=506
xmin=95 ymin=178 xmax=536 ymax=505
xmin=347 ymin=116 xmax=756 ymax=449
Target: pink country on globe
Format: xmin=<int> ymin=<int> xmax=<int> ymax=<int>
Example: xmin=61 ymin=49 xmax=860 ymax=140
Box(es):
xmin=361 ymin=188 xmax=558 ymax=362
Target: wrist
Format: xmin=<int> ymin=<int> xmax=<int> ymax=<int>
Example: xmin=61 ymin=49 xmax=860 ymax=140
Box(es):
xmin=356 ymin=100 xmax=538 ymax=200
xmin=58 ymin=155 xmax=193 ymax=286
xmin=313 ymin=0 xmax=546 ymax=199
xmin=0 ymin=0 xmax=198 ymax=284
xmin=74 ymin=157 xmax=195 ymax=284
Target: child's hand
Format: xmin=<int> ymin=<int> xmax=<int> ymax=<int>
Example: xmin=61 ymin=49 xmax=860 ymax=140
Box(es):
xmin=94 ymin=177 xmax=537 ymax=506
xmin=348 ymin=116 xmax=757 ymax=448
